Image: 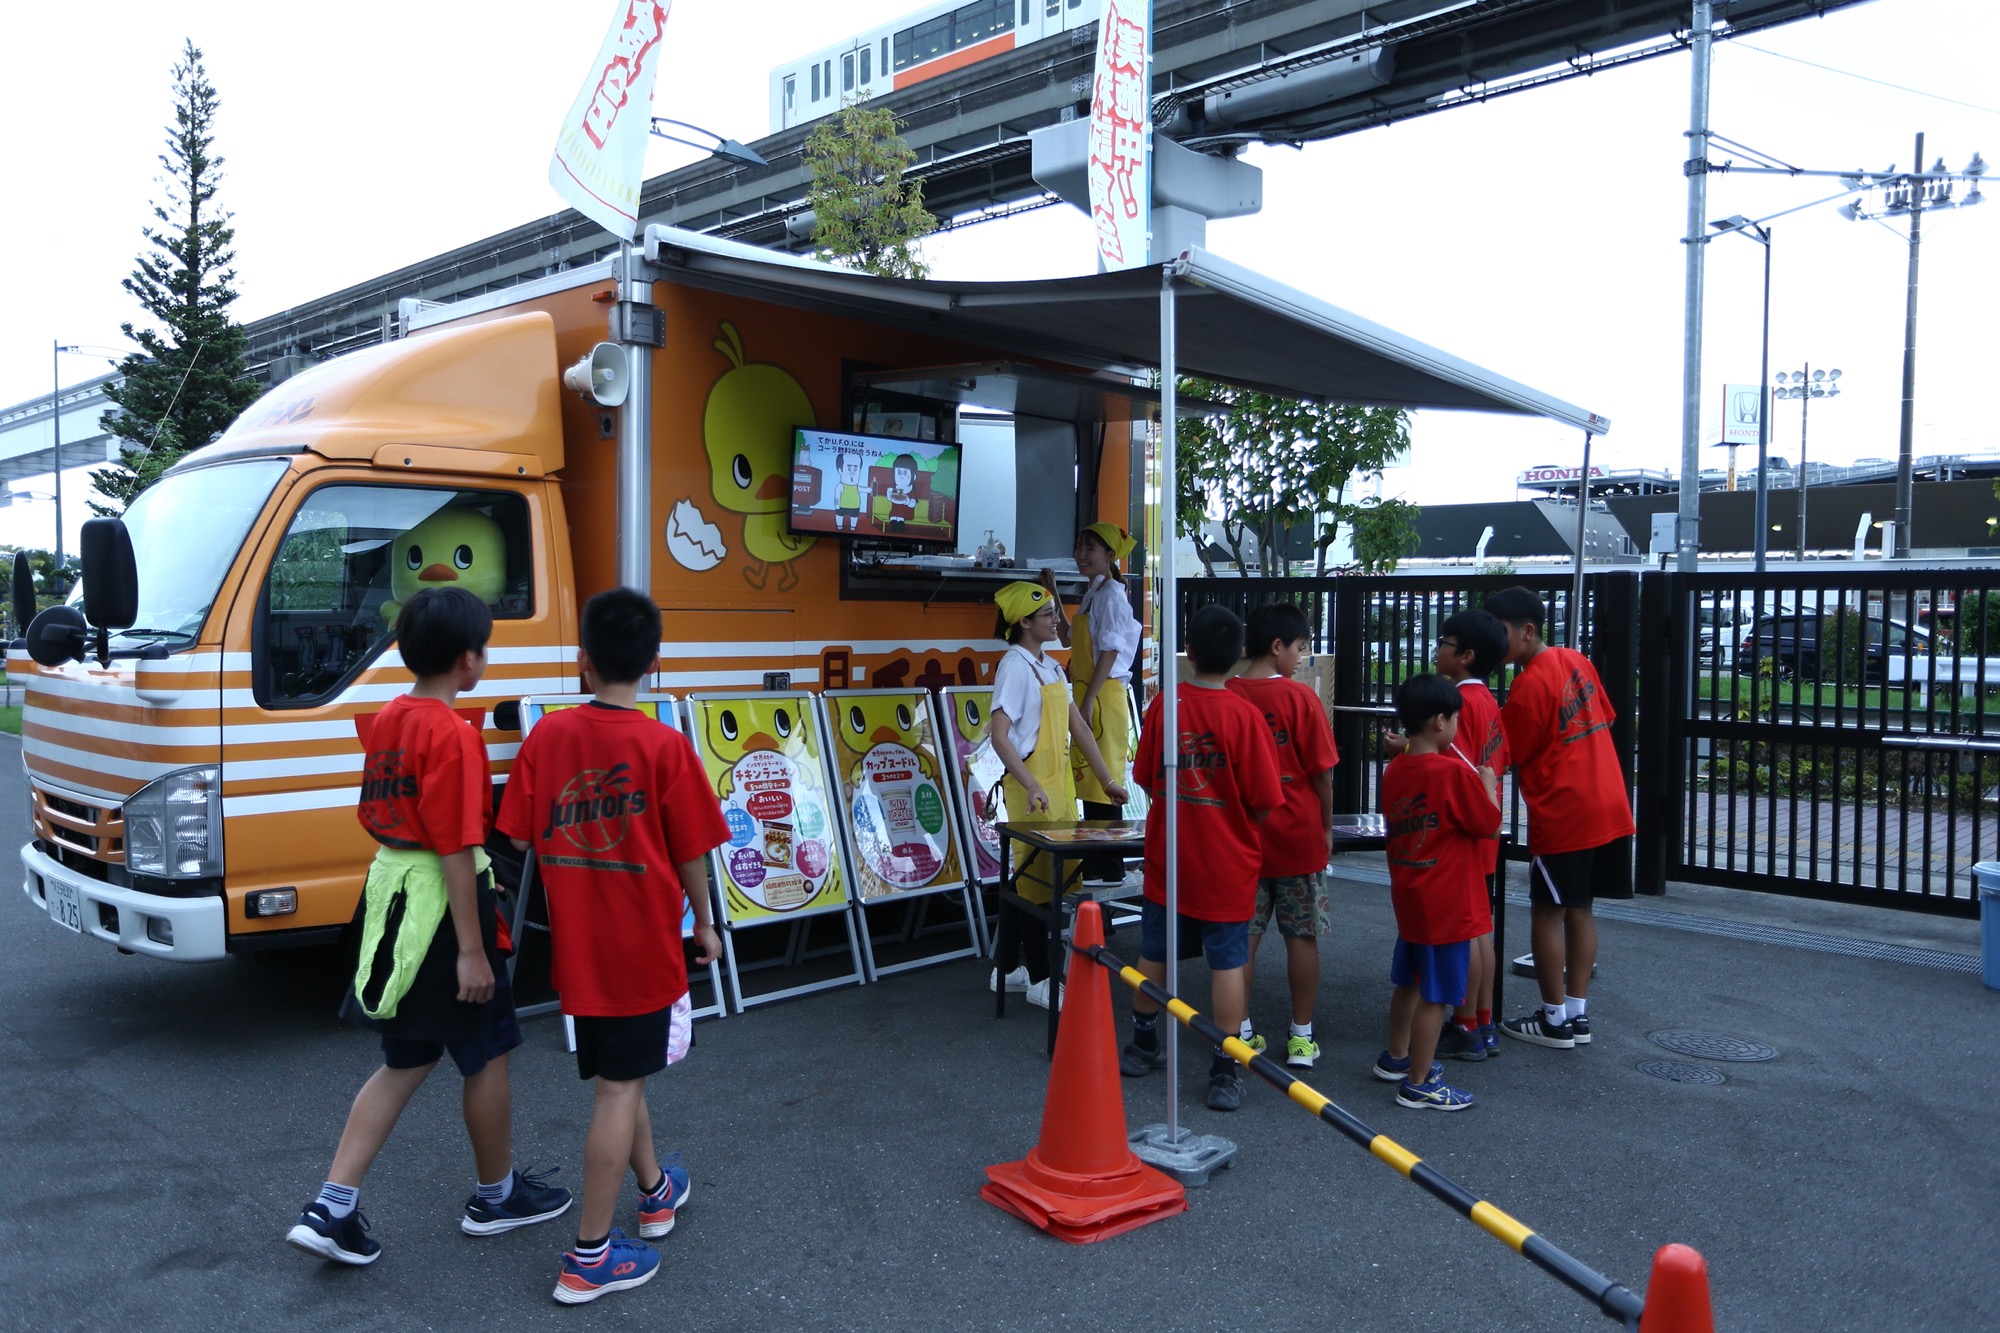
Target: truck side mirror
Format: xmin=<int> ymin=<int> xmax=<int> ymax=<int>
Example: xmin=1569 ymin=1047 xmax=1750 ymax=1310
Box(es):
xmin=24 ymin=604 xmax=88 ymax=668
xmin=9 ymin=550 xmax=31 ymax=645
xmin=79 ymin=518 xmax=139 ymax=631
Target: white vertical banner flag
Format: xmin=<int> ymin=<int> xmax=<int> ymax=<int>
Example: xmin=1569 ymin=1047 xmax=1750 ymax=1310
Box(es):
xmin=549 ymin=0 xmax=672 ymax=241
xmin=1087 ymin=0 xmax=1151 ymax=272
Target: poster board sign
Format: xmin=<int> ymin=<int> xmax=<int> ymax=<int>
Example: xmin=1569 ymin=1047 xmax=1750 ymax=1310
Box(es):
xmin=937 ymin=687 xmax=1006 ymax=884
xmin=822 ymin=689 xmax=967 ymax=903
xmin=682 ymin=691 xmax=852 ymax=925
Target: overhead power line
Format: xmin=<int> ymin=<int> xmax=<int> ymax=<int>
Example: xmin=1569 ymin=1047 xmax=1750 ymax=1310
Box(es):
xmin=1731 ymin=41 xmax=2000 ymax=117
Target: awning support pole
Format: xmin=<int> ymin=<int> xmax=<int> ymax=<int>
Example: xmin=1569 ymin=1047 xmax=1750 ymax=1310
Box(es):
xmin=1571 ymin=430 xmax=1595 ymax=647
xmin=1159 ymin=262 xmax=1181 ymax=1143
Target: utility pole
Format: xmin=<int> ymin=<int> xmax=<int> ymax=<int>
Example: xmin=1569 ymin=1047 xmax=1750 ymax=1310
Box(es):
xmin=1893 ymin=131 xmax=1924 ymax=559
xmin=1677 ymin=0 xmax=1714 ymax=573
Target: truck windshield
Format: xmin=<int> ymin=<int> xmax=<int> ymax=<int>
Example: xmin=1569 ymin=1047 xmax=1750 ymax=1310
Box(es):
xmin=90 ymin=460 xmax=287 ymax=645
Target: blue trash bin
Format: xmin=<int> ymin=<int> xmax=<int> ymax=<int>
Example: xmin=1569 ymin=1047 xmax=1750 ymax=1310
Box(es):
xmin=1979 ymin=862 xmax=2000 ymax=992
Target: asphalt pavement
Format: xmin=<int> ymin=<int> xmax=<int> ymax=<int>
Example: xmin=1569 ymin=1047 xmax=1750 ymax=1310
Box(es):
xmin=2 ymin=731 xmax=1996 ymax=1332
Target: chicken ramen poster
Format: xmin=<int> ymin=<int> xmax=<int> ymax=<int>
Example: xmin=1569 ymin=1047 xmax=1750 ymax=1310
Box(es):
xmin=822 ymin=689 xmax=966 ymax=902
xmin=683 ymin=692 xmax=851 ymax=925
xmin=937 ymin=686 xmax=1006 ymax=882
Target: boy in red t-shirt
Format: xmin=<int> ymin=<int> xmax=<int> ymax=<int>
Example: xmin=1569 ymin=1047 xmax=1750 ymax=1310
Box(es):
xmin=289 ymin=587 xmax=571 ymax=1267
xmin=1119 ymin=605 xmax=1281 ymax=1113
xmin=1432 ymin=609 xmax=1510 ymax=1061
xmin=1484 ymin=587 xmax=1636 ymax=1051
xmin=1227 ymin=601 xmax=1337 ymax=1068
xmin=498 ymin=588 xmax=730 ymax=1305
xmin=1370 ymin=673 xmax=1501 ymax=1111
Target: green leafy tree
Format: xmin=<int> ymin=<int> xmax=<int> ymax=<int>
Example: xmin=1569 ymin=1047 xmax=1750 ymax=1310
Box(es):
xmin=803 ymin=99 xmax=937 ymax=279
xmin=92 ymin=39 xmax=260 ymax=514
xmin=1175 ymin=378 xmax=1414 ymax=576
xmin=0 ymin=548 xmax=79 ymax=637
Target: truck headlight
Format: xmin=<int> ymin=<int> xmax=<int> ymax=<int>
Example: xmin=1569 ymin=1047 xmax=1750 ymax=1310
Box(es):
xmin=125 ymin=766 xmax=223 ymax=879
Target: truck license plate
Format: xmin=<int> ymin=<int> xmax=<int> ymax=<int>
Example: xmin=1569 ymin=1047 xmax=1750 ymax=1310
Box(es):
xmin=47 ymin=877 xmax=84 ymax=933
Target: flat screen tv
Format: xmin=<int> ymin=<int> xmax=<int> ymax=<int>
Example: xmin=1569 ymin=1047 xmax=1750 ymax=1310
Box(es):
xmin=789 ymin=428 xmax=962 ymax=549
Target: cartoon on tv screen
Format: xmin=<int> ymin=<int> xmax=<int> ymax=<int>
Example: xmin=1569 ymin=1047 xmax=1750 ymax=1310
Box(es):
xmin=788 ymin=429 xmax=962 ymax=548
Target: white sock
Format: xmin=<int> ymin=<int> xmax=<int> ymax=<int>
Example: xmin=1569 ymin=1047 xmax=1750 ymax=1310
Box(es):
xmin=1566 ymin=996 xmax=1588 ymax=1021
xmin=476 ymin=1173 xmax=514 ymax=1205
xmin=316 ymin=1181 xmax=358 ymax=1219
xmin=1543 ymin=1002 xmax=1567 ymax=1027
xmin=1290 ymin=1022 xmax=1313 ymax=1039
xmin=1239 ymin=1020 xmax=1255 ymax=1041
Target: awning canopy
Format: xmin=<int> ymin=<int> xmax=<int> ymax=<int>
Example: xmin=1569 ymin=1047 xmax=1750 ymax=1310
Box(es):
xmin=645 ymin=227 xmax=1610 ymax=435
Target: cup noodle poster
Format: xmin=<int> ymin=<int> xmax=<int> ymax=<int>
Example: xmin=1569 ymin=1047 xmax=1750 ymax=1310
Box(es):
xmin=684 ymin=693 xmax=850 ymax=925
xmin=938 ymin=687 xmax=1005 ymax=882
xmin=824 ymin=690 xmax=966 ymax=901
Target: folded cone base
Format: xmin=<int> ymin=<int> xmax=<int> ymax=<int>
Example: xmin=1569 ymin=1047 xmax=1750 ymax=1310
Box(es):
xmin=980 ymin=1157 xmax=1187 ymax=1243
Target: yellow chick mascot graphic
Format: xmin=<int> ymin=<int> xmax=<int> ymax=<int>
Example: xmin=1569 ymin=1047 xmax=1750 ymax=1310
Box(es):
xmin=703 ymin=322 xmax=815 ymax=592
xmin=380 ymin=509 xmax=507 ymax=626
xmin=701 ymin=697 xmax=803 ymax=800
xmin=838 ymin=693 xmax=926 ymax=787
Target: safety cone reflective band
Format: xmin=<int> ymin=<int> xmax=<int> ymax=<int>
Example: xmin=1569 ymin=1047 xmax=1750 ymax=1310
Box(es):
xmin=981 ymin=901 xmax=1188 ymax=1243
xmin=1639 ymin=1243 xmax=1715 ymax=1332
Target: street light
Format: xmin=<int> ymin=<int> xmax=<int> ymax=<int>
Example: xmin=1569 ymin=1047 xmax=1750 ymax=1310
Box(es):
xmin=1835 ymin=135 xmax=1987 ymax=557
xmin=1710 ymin=215 xmax=1772 ymax=572
xmin=1772 ymin=366 xmax=1842 ymax=561
xmin=49 ymin=341 xmax=121 ymax=570
xmin=649 ymin=117 xmax=767 ymax=169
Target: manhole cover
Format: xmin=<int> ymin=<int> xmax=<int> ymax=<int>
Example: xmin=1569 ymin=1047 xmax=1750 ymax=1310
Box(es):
xmin=1647 ymin=1030 xmax=1778 ymax=1063
xmin=1638 ymin=1059 xmax=1728 ymax=1086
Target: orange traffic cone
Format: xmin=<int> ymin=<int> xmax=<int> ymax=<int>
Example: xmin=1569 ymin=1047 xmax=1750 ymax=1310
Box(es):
xmin=1640 ymin=1243 xmax=1716 ymax=1332
xmin=981 ymin=901 xmax=1188 ymax=1243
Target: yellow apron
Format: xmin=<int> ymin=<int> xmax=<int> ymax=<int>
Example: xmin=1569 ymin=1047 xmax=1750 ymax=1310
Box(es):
xmin=1003 ymin=670 xmax=1075 ymax=906
xmin=1068 ymin=606 xmax=1132 ymax=807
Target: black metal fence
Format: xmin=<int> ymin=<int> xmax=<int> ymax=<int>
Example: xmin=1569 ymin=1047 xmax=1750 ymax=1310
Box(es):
xmin=1177 ymin=568 xmax=1998 ymax=918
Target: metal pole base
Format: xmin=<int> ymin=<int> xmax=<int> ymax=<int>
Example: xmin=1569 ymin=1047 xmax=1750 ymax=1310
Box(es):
xmin=1129 ymin=1123 xmax=1237 ymax=1187
xmin=1511 ymin=954 xmax=1600 ymax=980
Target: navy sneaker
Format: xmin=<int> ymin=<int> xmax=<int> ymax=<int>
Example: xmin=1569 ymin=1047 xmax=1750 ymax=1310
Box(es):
xmin=637 ymin=1154 xmax=691 ymax=1239
xmin=1480 ymin=1024 xmax=1501 ymax=1058
xmin=287 ymin=1201 xmax=380 ymax=1265
xmin=1501 ymin=1012 xmax=1576 ymax=1050
xmin=1205 ymin=1068 xmax=1244 ymax=1112
xmin=461 ymin=1166 xmax=573 ymax=1235
xmin=554 ymin=1230 xmax=658 ymax=1305
xmin=1436 ymin=1023 xmax=1487 ymax=1062
xmin=1119 ymin=1036 xmax=1166 ymax=1077
xmin=1569 ymin=1013 xmax=1593 ymax=1045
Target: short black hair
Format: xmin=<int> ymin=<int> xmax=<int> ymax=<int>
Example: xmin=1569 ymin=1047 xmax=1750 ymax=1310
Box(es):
xmin=395 ymin=586 xmax=491 ymax=678
xmin=1395 ymin=671 xmax=1463 ymax=734
xmin=581 ymin=586 xmax=661 ymax=685
xmin=1245 ymin=601 xmax=1310 ymax=660
xmin=1483 ymin=585 xmax=1547 ymax=631
xmin=1440 ymin=608 xmax=1508 ymax=678
xmin=1186 ymin=604 xmax=1244 ymax=675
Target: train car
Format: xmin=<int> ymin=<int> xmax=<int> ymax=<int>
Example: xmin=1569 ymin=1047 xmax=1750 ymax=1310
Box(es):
xmin=769 ymin=0 xmax=1100 ymax=133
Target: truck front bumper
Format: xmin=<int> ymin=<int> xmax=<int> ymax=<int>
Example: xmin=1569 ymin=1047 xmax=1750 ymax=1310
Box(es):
xmin=19 ymin=842 xmax=227 ymax=961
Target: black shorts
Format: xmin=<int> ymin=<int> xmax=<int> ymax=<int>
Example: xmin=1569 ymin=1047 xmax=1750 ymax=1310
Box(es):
xmin=573 ymin=998 xmax=692 ymax=1082
xmin=380 ymin=972 xmax=522 ymax=1077
xmin=1528 ymin=836 xmax=1634 ymax=907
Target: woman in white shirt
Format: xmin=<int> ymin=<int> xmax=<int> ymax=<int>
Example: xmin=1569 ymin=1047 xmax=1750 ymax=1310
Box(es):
xmin=1050 ymin=522 xmax=1141 ymax=886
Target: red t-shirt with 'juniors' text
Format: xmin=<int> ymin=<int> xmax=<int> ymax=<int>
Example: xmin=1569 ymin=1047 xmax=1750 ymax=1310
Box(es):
xmin=1381 ymin=750 xmax=1501 ymax=945
xmin=497 ymin=702 xmax=731 ymax=1017
xmin=1226 ymin=674 xmax=1338 ymax=877
xmin=1132 ymin=683 xmax=1282 ymax=922
xmin=1500 ymin=646 xmax=1635 ymax=856
xmin=356 ymin=694 xmax=490 ymax=855
xmin=1450 ymin=678 xmax=1508 ymax=874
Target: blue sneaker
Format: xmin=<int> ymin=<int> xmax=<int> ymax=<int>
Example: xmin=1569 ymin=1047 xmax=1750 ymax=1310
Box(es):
xmin=553 ymin=1230 xmax=658 ymax=1305
xmin=1480 ymin=1024 xmax=1501 ymax=1058
xmin=1396 ymin=1072 xmax=1478 ymax=1111
xmin=461 ymin=1166 xmax=573 ymax=1235
xmin=1371 ymin=1053 xmax=1442 ymax=1084
xmin=287 ymin=1201 xmax=380 ymax=1265
xmin=637 ymin=1154 xmax=692 ymax=1239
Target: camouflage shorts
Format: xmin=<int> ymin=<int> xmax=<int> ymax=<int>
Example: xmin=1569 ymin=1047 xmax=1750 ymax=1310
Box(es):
xmin=1249 ymin=873 xmax=1330 ymax=939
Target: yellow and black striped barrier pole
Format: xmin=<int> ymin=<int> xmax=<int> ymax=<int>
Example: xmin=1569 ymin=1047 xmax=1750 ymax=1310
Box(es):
xmin=1085 ymin=941 xmax=1647 ymax=1329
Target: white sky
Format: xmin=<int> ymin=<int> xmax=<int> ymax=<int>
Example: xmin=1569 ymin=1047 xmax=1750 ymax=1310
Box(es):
xmin=1 ymin=0 xmax=1995 ymax=551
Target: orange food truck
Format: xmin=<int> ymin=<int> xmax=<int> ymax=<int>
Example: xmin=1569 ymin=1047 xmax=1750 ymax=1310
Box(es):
xmin=13 ymin=227 xmax=1605 ymax=962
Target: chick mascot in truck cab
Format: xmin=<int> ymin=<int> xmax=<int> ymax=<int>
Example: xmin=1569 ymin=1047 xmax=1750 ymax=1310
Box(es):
xmin=380 ymin=509 xmax=509 ymax=626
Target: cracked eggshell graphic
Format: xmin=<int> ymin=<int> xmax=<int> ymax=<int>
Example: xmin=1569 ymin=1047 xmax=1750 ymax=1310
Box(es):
xmin=666 ymin=498 xmax=727 ymax=571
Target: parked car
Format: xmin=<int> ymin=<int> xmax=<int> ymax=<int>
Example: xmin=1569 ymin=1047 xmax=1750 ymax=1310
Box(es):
xmin=1697 ymin=599 xmax=1758 ymax=660
xmin=1735 ymin=612 xmax=1934 ymax=684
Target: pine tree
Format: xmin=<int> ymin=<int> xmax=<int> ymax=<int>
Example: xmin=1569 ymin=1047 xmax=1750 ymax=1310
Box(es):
xmin=92 ymin=39 xmax=260 ymax=514
xmin=802 ymin=99 xmax=937 ymax=280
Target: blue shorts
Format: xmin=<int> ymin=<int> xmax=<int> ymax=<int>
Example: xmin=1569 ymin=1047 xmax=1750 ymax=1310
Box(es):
xmin=1389 ymin=939 xmax=1472 ymax=1006
xmin=380 ymin=973 xmax=522 ymax=1078
xmin=1139 ymin=899 xmax=1251 ymax=971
